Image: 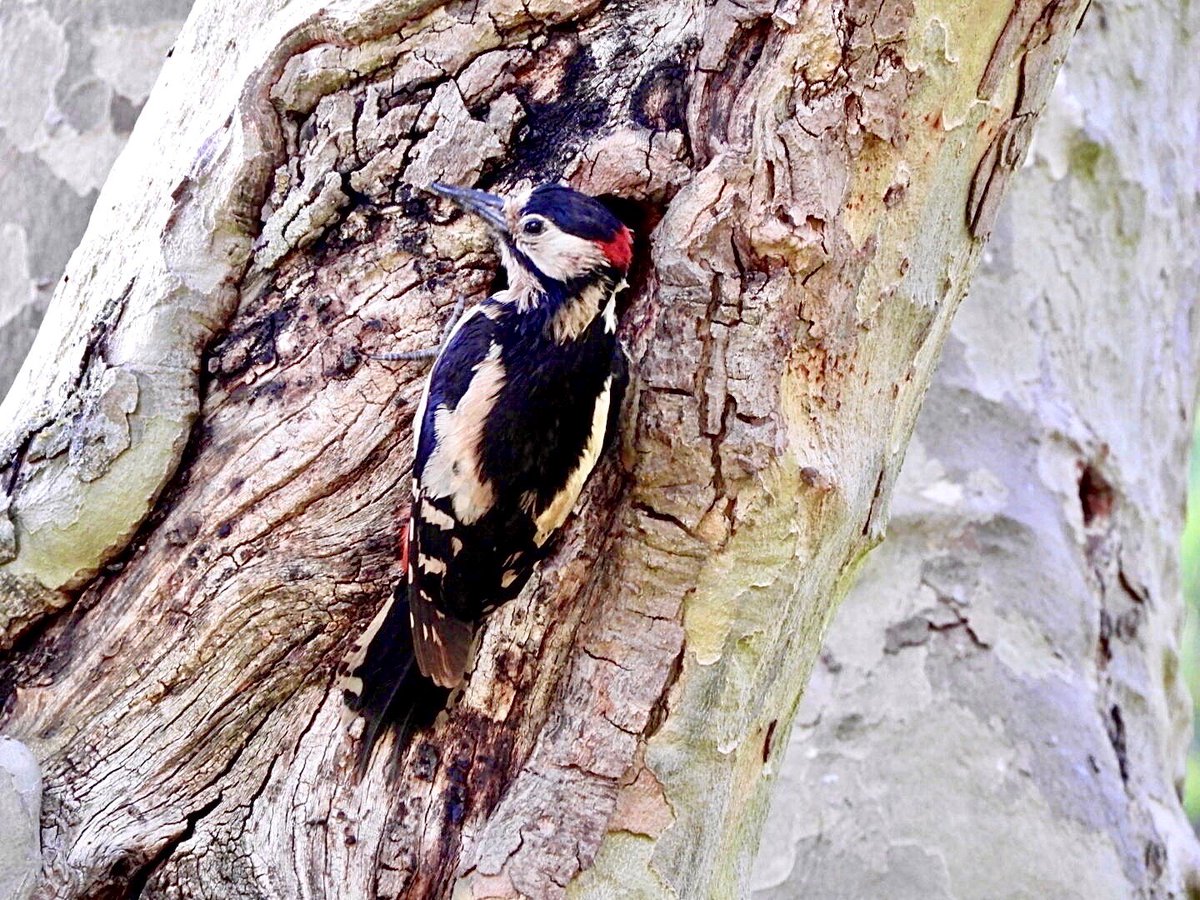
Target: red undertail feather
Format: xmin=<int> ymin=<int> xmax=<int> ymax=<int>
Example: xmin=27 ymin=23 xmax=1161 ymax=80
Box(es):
xmin=398 ymin=505 xmax=411 ymax=572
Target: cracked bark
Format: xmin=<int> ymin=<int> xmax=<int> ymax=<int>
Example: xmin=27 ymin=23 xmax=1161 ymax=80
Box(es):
xmin=753 ymin=3 xmax=1200 ymax=897
xmin=0 ymin=0 xmax=1088 ymax=897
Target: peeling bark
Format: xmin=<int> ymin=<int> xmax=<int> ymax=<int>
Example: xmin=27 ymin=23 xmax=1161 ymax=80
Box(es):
xmin=0 ymin=0 xmax=1087 ymax=897
xmin=754 ymin=2 xmax=1200 ymax=897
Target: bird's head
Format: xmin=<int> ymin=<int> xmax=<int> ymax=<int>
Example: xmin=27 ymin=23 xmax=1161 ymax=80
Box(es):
xmin=430 ymin=182 xmax=633 ymax=290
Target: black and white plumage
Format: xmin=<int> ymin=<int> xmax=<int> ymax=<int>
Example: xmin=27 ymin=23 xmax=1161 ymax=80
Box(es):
xmin=342 ymin=182 xmax=633 ymax=766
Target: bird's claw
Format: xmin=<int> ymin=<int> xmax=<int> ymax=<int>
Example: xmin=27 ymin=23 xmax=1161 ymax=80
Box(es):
xmin=366 ymin=295 xmax=468 ymax=365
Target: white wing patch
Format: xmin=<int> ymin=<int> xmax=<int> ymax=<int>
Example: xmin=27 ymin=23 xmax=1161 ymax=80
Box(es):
xmin=442 ymin=301 xmax=495 ymax=344
xmin=419 ymin=498 xmax=456 ymax=531
xmin=418 ymin=553 xmax=447 ymax=575
xmin=412 ymin=376 xmax=432 ymax=462
xmin=421 ymin=341 xmax=505 ymax=525
xmin=338 ymin=589 xmax=396 ymax=703
xmin=413 ymin=302 xmax=496 ymax=457
xmin=533 ymin=375 xmax=612 ymax=546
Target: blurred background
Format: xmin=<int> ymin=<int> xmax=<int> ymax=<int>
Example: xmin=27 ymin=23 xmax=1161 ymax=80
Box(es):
xmin=0 ymin=0 xmax=189 ymax=394
xmin=1184 ymin=425 xmax=1200 ymax=825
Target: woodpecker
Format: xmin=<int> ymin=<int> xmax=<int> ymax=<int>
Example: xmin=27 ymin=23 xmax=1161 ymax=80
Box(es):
xmin=342 ymin=182 xmax=634 ymax=766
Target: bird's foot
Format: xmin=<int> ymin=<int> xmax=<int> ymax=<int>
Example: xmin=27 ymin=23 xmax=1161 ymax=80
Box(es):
xmin=365 ymin=295 xmax=467 ymax=363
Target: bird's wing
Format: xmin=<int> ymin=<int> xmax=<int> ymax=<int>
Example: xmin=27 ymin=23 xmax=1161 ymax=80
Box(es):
xmin=408 ymin=301 xmax=505 ymax=686
xmin=339 ymin=514 xmax=448 ymax=772
xmin=604 ymin=343 xmax=630 ymax=456
xmin=409 ymin=571 xmax=476 ymax=689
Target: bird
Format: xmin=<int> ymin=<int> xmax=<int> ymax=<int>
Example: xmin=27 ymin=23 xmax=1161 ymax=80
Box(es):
xmin=341 ymin=181 xmax=634 ymax=769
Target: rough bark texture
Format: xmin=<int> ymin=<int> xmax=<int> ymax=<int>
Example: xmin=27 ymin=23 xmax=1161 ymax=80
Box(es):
xmin=752 ymin=2 xmax=1200 ymax=897
xmin=0 ymin=0 xmax=1087 ymax=897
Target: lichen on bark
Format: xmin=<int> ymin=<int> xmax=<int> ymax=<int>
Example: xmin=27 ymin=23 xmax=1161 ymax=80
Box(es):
xmin=753 ymin=2 xmax=1200 ymax=896
xmin=0 ymin=0 xmax=1090 ymax=897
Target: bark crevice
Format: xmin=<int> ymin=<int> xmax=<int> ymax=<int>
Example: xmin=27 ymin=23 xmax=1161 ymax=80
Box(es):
xmin=0 ymin=0 xmax=1091 ymax=896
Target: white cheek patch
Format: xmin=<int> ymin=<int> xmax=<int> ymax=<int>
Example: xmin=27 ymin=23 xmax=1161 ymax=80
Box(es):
xmin=421 ymin=342 xmax=505 ymax=524
xmin=533 ymin=375 xmax=612 ymax=546
xmin=523 ymin=229 xmax=610 ymax=282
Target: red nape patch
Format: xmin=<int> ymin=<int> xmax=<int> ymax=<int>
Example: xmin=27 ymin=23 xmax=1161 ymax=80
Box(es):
xmin=597 ymin=225 xmax=634 ymax=271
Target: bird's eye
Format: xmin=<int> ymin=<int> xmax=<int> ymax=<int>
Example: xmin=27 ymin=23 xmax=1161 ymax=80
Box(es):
xmin=522 ymin=218 xmax=545 ymax=236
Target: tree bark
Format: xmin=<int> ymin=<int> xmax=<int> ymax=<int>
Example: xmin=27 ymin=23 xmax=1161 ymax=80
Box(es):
xmin=752 ymin=2 xmax=1200 ymax=897
xmin=0 ymin=0 xmax=1087 ymax=897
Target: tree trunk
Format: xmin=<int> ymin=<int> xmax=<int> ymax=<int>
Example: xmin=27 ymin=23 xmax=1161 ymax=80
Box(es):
xmin=0 ymin=0 xmax=1087 ymax=897
xmin=752 ymin=2 xmax=1200 ymax=897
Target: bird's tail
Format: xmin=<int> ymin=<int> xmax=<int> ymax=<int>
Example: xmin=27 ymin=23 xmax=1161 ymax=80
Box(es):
xmin=341 ymin=584 xmax=449 ymax=774
xmin=340 ymin=523 xmax=449 ymax=775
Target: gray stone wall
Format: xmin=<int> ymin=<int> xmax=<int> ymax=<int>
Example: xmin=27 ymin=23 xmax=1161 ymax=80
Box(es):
xmin=0 ymin=0 xmax=192 ymax=398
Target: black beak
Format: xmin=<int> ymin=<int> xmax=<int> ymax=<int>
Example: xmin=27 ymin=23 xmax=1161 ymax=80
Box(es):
xmin=429 ymin=183 xmax=509 ymax=235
